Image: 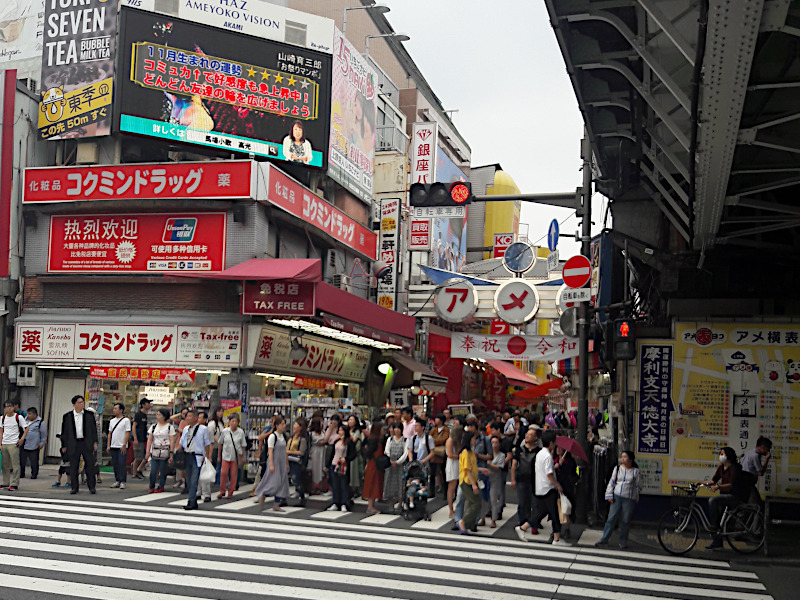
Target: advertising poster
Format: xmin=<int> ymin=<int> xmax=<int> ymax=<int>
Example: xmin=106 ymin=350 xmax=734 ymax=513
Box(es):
xmin=429 ymin=147 xmax=469 ymax=272
xmin=117 ymin=8 xmax=332 ymax=167
xmin=38 ymin=0 xmax=117 ymax=140
xmin=635 ymin=323 xmax=800 ymax=498
xmin=377 ymin=198 xmax=399 ymax=310
xmin=0 ymin=0 xmax=44 ymax=72
xmin=328 ymin=27 xmax=376 ymax=204
xmin=48 ymin=212 xmax=227 ymax=273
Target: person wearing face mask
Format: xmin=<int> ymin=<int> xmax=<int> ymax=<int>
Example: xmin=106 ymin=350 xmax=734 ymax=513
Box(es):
xmin=595 ymin=450 xmax=641 ymax=549
xmin=700 ymin=446 xmax=747 ymax=550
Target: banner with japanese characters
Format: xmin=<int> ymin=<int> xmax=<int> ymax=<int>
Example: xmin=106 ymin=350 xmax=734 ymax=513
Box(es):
xmin=0 ymin=0 xmax=44 ymax=74
xmin=23 ymin=161 xmax=255 ymax=203
xmin=38 ymin=0 xmax=117 ymax=140
xmin=634 ymin=322 xmax=800 ymax=498
xmin=451 ymin=332 xmax=580 ymax=362
xmin=264 ymin=163 xmax=377 ymax=260
xmin=241 ymin=280 xmax=315 ymax=317
xmin=47 ymin=212 xmax=226 ymax=273
xmin=328 ymin=28 xmax=376 ymax=204
xmin=252 ymin=324 xmax=370 ymax=382
xmin=15 ymin=323 xmax=242 ymax=366
xmin=117 ymin=8 xmax=332 ymax=167
xmin=411 ymin=122 xmax=437 ymax=184
xmin=377 ymin=198 xmax=399 ymax=310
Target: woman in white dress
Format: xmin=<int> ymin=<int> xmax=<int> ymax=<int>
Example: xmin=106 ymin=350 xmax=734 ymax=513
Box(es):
xmin=308 ymin=417 xmax=326 ymax=494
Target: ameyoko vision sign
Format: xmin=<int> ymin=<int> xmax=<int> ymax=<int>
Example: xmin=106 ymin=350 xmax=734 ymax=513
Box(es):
xmin=48 ymin=212 xmax=227 ymax=273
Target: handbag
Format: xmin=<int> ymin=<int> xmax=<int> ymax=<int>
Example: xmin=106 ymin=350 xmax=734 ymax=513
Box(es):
xmin=172 ymin=448 xmax=186 ymax=469
xmin=150 ymin=424 xmax=173 ymax=460
xmin=229 ymin=430 xmax=245 ymax=467
xmin=374 ymin=454 xmax=390 ymax=471
xmin=559 ymin=492 xmax=573 ymax=515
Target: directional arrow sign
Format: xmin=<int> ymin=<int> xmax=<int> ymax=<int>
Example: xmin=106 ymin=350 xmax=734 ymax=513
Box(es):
xmin=562 ymin=255 xmax=592 ymax=288
xmin=548 ymin=219 xmax=559 ymax=252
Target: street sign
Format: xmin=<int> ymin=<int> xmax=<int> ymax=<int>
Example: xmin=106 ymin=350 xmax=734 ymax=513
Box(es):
xmin=563 ymin=255 xmax=591 ymax=288
xmin=547 ymin=249 xmax=559 ymax=273
xmin=493 ymin=233 xmax=513 ymax=258
xmin=494 ymin=279 xmax=540 ymax=325
xmin=548 ymin=219 xmax=560 ymax=252
xmin=560 ymin=307 xmax=579 ymax=338
xmin=561 ymin=287 xmax=591 ymax=303
xmin=412 ymin=206 xmax=466 ymax=219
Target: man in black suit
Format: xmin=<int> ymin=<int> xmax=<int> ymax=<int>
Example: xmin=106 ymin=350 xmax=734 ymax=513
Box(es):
xmin=60 ymin=395 xmax=98 ymax=494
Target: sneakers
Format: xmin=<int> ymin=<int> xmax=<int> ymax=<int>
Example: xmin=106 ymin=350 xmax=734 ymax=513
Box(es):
xmin=120 ymin=482 xmax=126 ymax=490
xmin=148 ymin=488 xmax=155 ymax=494
xmin=8 ymin=486 xmax=17 ymax=491
xmin=52 ymin=482 xmax=61 ymax=488
xmin=340 ymin=505 xmax=347 ymax=512
xmin=594 ymin=539 xmax=609 ymax=547
xmin=326 ymin=504 xmax=339 ymax=512
xmin=203 ymin=496 xmax=212 ymax=503
xmin=154 ymin=488 xmax=164 ymax=494
xmin=110 ymin=482 xmax=121 ymax=488
xmin=134 ymin=472 xmax=145 ymax=480
xmin=552 ymin=539 xmax=572 ymax=547
xmin=515 ymin=526 xmax=528 ymax=542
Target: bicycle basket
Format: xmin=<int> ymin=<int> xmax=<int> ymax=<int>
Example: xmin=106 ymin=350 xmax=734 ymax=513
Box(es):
xmin=670 ymin=486 xmax=695 ymax=509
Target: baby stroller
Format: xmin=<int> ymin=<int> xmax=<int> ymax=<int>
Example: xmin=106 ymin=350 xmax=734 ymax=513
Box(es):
xmin=402 ymin=461 xmax=431 ymax=521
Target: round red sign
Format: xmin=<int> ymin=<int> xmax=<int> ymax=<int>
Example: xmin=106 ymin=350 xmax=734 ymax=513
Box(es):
xmin=562 ymin=255 xmax=592 ymax=288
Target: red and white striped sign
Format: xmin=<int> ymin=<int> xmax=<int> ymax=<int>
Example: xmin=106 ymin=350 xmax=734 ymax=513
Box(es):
xmin=562 ymin=255 xmax=592 ymax=288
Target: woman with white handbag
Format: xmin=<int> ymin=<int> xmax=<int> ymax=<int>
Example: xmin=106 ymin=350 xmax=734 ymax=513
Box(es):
xmin=145 ymin=409 xmax=177 ymax=493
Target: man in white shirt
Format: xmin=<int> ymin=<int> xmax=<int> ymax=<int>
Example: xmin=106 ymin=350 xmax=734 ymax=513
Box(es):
xmin=529 ymin=431 xmax=569 ymax=546
xmin=407 ymin=419 xmax=435 ymax=465
xmin=106 ymin=402 xmax=131 ymax=489
xmin=0 ymin=401 xmax=29 ymax=490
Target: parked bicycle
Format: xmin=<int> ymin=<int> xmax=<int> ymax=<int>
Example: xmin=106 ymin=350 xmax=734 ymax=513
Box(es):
xmin=657 ymin=483 xmax=765 ymax=555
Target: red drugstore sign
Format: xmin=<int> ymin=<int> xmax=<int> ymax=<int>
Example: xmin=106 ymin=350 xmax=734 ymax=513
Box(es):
xmin=242 ymin=280 xmax=316 ymax=316
xmin=265 ymin=164 xmax=377 ymax=260
xmin=48 ymin=213 xmax=227 ymax=274
xmin=23 ymin=161 xmax=255 ymax=203
xmin=89 ymin=366 xmax=196 ymax=382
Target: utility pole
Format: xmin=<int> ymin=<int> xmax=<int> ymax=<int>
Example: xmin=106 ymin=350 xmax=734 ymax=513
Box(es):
xmin=575 ymin=134 xmax=593 ymax=524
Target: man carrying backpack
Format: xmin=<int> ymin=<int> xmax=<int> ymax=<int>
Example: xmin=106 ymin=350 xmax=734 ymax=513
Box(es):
xmin=511 ymin=427 xmax=539 ymax=541
xmin=0 ymin=401 xmax=29 ymax=491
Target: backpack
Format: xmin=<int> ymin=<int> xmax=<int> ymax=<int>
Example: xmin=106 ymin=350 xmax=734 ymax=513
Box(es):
xmin=4 ymin=414 xmax=24 ymax=439
xmin=517 ymin=445 xmax=539 ymax=479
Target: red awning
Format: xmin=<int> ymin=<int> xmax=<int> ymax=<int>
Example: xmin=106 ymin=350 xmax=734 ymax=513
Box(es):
xmin=316 ymin=282 xmax=415 ymax=340
xmin=512 ymin=378 xmax=563 ymax=400
xmin=174 ymin=258 xmax=321 ymax=281
xmin=485 ymin=359 xmax=538 ymax=387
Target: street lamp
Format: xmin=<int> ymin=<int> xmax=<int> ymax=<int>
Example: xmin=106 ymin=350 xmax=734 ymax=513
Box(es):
xmin=343 ymin=4 xmax=390 ymax=38
xmin=365 ymin=33 xmax=410 ymax=59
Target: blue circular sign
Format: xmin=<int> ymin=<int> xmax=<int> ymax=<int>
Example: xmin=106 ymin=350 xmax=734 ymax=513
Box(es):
xmin=547 ymin=219 xmax=560 ymax=252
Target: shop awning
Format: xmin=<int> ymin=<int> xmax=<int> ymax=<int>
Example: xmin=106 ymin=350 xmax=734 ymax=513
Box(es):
xmin=512 ymin=378 xmax=564 ymax=400
xmin=174 ymin=258 xmax=322 ymax=281
xmin=486 ymin=359 xmax=538 ymax=387
xmin=391 ymin=351 xmax=448 ymax=394
xmin=316 ymin=282 xmax=415 ymax=340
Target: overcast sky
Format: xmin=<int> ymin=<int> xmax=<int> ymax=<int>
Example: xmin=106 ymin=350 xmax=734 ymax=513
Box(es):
xmin=380 ymin=0 xmax=602 ymax=256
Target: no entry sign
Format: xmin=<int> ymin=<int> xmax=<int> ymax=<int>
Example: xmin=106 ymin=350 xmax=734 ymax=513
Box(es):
xmin=563 ymin=255 xmax=592 ymax=288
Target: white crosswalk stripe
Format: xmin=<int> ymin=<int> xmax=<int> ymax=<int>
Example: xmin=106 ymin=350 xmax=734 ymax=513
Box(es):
xmin=0 ymin=496 xmax=770 ymax=600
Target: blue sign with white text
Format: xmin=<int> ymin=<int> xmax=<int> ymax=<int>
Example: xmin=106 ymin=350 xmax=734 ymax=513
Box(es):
xmin=548 ymin=219 xmax=559 ymax=252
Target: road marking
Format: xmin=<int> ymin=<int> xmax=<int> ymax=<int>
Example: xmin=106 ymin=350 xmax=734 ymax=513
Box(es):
xmin=125 ymin=492 xmax=181 ymax=503
xmin=0 ymin=572 xmax=205 ymax=600
xmin=410 ymin=504 xmax=451 ymax=530
xmin=360 ymin=513 xmax=403 ymax=525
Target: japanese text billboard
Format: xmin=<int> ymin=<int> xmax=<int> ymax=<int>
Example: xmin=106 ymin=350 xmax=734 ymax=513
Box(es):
xmin=253 ymin=324 xmax=370 ymax=382
xmin=23 ymin=161 xmax=255 ymax=203
xmin=117 ymin=8 xmax=332 ymax=167
xmin=328 ymin=27 xmax=376 ymax=204
xmin=264 ymin=164 xmax=377 ymax=260
xmin=377 ymin=198 xmax=399 ymax=310
xmin=15 ymin=323 xmax=242 ymax=366
xmin=634 ymin=323 xmax=800 ymax=498
xmin=241 ymin=280 xmax=315 ymax=317
xmin=47 ymin=212 xmax=226 ymax=273
xmin=451 ymin=332 xmax=580 ymax=362
xmin=38 ymin=0 xmax=117 ymax=140
xmin=411 ymin=122 xmax=437 ymax=184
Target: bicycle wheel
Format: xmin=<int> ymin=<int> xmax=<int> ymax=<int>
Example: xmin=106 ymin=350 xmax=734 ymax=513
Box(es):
xmin=725 ymin=505 xmax=765 ymax=554
xmin=657 ymin=508 xmax=699 ymax=555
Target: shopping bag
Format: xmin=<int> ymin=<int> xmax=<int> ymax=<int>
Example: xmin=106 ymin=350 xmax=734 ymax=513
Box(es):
xmin=557 ymin=498 xmax=569 ymax=524
xmin=559 ymin=492 xmax=573 ymax=516
xmin=199 ymin=459 xmax=216 ymax=485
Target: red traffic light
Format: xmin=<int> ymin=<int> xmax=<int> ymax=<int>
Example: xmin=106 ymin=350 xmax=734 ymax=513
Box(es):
xmin=614 ymin=318 xmax=634 ymax=341
xmin=450 ymin=182 xmax=471 ymax=204
xmin=618 ymin=321 xmax=630 ymax=338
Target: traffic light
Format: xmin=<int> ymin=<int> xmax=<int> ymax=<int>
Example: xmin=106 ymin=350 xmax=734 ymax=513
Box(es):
xmin=409 ymin=181 xmax=473 ymax=208
xmin=613 ymin=318 xmax=636 ymax=361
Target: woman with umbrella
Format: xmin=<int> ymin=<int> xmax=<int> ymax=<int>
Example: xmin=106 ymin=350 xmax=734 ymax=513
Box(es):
xmin=554 ymin=445 xmax=577 ymax=538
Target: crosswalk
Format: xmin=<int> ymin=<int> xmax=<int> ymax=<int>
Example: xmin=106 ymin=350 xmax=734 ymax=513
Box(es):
xmin=0 ymin=495 xmax=773 ymax=600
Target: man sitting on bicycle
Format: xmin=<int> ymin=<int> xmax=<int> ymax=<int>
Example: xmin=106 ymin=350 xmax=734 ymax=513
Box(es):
xmin=699 ymin=446 xmax=748 ymax=550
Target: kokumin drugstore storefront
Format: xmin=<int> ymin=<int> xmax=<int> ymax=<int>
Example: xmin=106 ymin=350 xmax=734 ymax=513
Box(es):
xmin=14 ymin=320 xmax=244 ymax=463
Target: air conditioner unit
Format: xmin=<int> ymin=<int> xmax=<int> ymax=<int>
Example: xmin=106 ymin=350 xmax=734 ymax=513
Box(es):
xmin=325 ymin=249 xmax=345 ymax=281
xmin=333 ymin=274 xmax=351 ymax=290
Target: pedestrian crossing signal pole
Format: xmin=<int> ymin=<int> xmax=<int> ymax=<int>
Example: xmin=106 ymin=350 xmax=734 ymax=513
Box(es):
xmin=575 ymin=134 xmax=593 ymax=525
